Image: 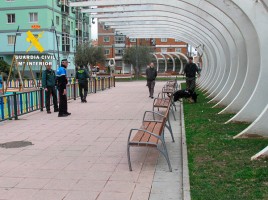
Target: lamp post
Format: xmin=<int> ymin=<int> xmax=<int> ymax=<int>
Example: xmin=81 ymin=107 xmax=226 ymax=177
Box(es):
xmin=13 ymin=26 xmax=21 ymax=54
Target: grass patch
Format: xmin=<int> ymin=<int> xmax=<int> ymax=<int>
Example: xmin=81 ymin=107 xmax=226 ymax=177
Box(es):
xmin=183 ymin=86 xmax=268 ymax=200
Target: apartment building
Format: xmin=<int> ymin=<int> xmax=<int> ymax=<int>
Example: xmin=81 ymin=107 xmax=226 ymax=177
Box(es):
xmin=0 ymin=0 xmax=91 ymax=76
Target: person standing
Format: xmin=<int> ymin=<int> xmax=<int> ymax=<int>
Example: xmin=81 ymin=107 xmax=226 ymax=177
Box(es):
xmin=42 ymin=65 xmax=59 ymax=114
xmin=183 ymin=57 xmax=200 ymax=92
xmin=56 ymin=59 xmax=71 ymax=117
xmin=76 ymin=65 xmax=90 ymax=103
xmin=146 ymin=62 xmax=157 ymax=99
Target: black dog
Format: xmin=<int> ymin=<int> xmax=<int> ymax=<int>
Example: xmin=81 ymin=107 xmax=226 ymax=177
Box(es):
xmin=173 ymin=89 xmax=199 ymax=103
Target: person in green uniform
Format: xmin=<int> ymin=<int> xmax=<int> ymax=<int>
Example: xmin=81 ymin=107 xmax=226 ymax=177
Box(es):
xmin=76 ymin=65 xmax=90 ymax=103
xmin=42 ymin=65 xmax=59 ymax=114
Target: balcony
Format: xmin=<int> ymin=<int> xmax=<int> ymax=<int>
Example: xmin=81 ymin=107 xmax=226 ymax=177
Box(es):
xmin=61 ymin=5 xmax=69 ymax=15
xmin=76 ymin=22 xmax=82 ymax=30
xmin=114 ymin=43 xmax=126 ymax=48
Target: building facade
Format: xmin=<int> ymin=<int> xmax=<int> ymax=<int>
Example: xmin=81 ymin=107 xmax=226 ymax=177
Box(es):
xmin=98 ymin=22 xmax=188 ymax=74
xmin=0 ymin=0 xmax=91 ymax=77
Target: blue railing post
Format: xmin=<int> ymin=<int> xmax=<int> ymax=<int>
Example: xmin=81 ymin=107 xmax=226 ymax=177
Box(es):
xmin=13 ymin=92 xmax=18 ymax=120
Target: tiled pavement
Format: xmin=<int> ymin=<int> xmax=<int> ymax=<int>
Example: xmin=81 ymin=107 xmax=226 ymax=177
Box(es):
xmin=0 ymin=81 xmax=185 ymax=200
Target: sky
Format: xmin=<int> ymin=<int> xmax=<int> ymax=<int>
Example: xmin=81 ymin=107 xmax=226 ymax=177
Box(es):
xmin=91 ymin=20 xmax=98 ymax=40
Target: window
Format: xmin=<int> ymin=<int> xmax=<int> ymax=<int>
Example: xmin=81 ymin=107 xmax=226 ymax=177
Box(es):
xmin=161 ymin=38 xmax=167 ymax=42
xmin=115 ymin=48 xmax=124 ymax=56
xmin=103 ymin=36 xmax=110 ymax=42
xmin=104 ymin=49 xmax=110 ymax=55
xmin=56 ymin=16 xmax=60 ymax=25
xmin=7 ymin=14 xmax=15 ymax=23
xmin=175 ymin=39 xmax=181 ymax=42
xmin=7 ymin=35 xmax=15 ymax=45
xmin=175 ymin=48 xmax=182 ymax=53
xmin=71 ymin=22 xmax=73 ymax=30
xmin=115 ymin=36 xmax=125 ymax=44
xmin=130 ymin=38 xmax=136 ymax=43
xmin=29 ymin=12 xmax=38 ymax=23
xmin=103 ymin=25 xmax=110 ymax=30
xmin=161 ymin=48 xmax=167 ymax=52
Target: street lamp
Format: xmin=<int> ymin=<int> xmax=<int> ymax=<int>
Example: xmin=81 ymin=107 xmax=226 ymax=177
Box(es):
xmin=13 ymin=26 xmax=21 ymax=54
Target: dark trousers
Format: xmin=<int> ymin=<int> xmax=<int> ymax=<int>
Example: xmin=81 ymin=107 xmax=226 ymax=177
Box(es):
xmin=45 ymin=86 xmax=58 ymax=111
xmin=79 ymin=82 xmax=88 ymax=100
xmin=58 ymin=88 xmax=68 ymax=115
xmin=186 ymin=77 xmax=196 ymax=92
xmin=147 ymin=80 xmax=155 ymax=97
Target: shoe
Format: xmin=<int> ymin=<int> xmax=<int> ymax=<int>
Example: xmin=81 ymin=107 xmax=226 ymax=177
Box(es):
xmin=47 ymin=110 xmax=51 ymax=114
xmin=58 ymin=114 xmax=68 ymax=117
xmin=54 ymin=109 xmax=59 ymax=112
xmin=83 ymin=99 xmax=87 ymax=103
xmin=151 ymin=97 xmax=154 ymax=99
xmin=65 ymin=112 xmax=71 ymax=115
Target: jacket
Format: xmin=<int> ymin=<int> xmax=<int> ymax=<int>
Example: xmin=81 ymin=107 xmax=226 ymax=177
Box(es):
xmin=76 ymin=68 xmax=90 ymax=84
xmin=184 ymin=63 xmax=200 ymax=78
xmin=56 ymin=65 xmax=68 ymax=89
xmin=42 ymin=69 xmax=56 ymax=88
xmin=146 ymin=67 xmax=157 ymax=81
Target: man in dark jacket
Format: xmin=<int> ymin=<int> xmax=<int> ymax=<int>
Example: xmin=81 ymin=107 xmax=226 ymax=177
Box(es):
xmin=146 ymin=62 xmax=157 ymax=99
xmin=42 ymin=65 xmax=58 ymax=114
xmin=76 ymin=65 xmax=90 ymax=103
xmin=56 ymin=59 xmax=71 ymax=117
xmin=183 ymin=57 xmax=200 ymax=91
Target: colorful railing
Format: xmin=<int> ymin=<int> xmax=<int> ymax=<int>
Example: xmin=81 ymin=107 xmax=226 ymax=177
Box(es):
xmin=0 ymin=76 xmax=115 ymax=121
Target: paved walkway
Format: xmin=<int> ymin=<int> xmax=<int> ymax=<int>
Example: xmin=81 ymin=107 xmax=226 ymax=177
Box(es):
xmin=0 ymin=81 xmax=186 ymax=200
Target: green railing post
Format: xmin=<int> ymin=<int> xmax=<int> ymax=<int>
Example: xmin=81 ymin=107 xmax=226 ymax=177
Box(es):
xmin=74 ymin=82 xmax=76 ymax=100
xmin=40 ymin=88 xmax=44 ymax=111
xmin=102 ymin=77 xmax=104 ymax=91
xmin=13 ymin=92 xmax=18 ymax=120
xmin=113 ymin=76 xmax=115 ymax=87
xmin=94 ymin=78 xmax=97 ymax=93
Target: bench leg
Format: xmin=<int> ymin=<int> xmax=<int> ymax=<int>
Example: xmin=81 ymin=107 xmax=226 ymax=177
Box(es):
xmin=127 ymin=143 xmax=133 ymax=171
xmin=170 ymin=106 xmax=176 ymax=121
xmin=157 ymin=142 xmax=172 ymax=172
xmin=166 ymin=116 xmax=175 ymax=142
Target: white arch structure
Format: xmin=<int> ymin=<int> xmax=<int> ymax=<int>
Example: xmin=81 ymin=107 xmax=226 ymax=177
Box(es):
xmin=70 ymin=1 xmax=268 ymax=158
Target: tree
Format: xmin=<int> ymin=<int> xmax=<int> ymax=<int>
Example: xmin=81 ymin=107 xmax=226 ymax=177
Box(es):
xmin=123 ymin=46 xmax=153 ymax=78
xmin=74 ymin=43 xmax=106 ymax=68
xmin=0 ymin=60 xmax=10 ymax=74
xmin=0 ymin=60 xmax=11 ymax=79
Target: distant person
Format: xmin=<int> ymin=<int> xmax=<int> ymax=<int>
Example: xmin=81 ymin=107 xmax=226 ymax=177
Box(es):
xmin=76 ymin=65 xmax=90 ymax=103
xmin=56 ymin=59 xmax=71 ymax=117
xmin=183 ymin=57 xmax=200 ymax=92
xmin=42 ymin=65 xmax=58 ymax=114
xmin=146 ymin=62 xmax=157 ymax=99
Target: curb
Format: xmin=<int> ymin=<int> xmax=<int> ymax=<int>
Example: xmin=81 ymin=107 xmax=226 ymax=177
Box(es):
xmin=180 ymin=102 xmax=191 ymax=200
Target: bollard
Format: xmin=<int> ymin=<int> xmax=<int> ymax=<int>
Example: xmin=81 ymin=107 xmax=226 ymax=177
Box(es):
xmin=13 ymin=92 xmax=18 ymax=120
xmin=113 ymin=76 xmax=115 ymax=87
xmin=40 ymin=88 xmax=44 ymax=111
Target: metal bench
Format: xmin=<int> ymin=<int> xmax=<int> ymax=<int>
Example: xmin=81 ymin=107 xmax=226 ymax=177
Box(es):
xmin=153 ymin=92 xmax=176 ymax=121
xmin=127 ymin=105 xmax=173 ymax=172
